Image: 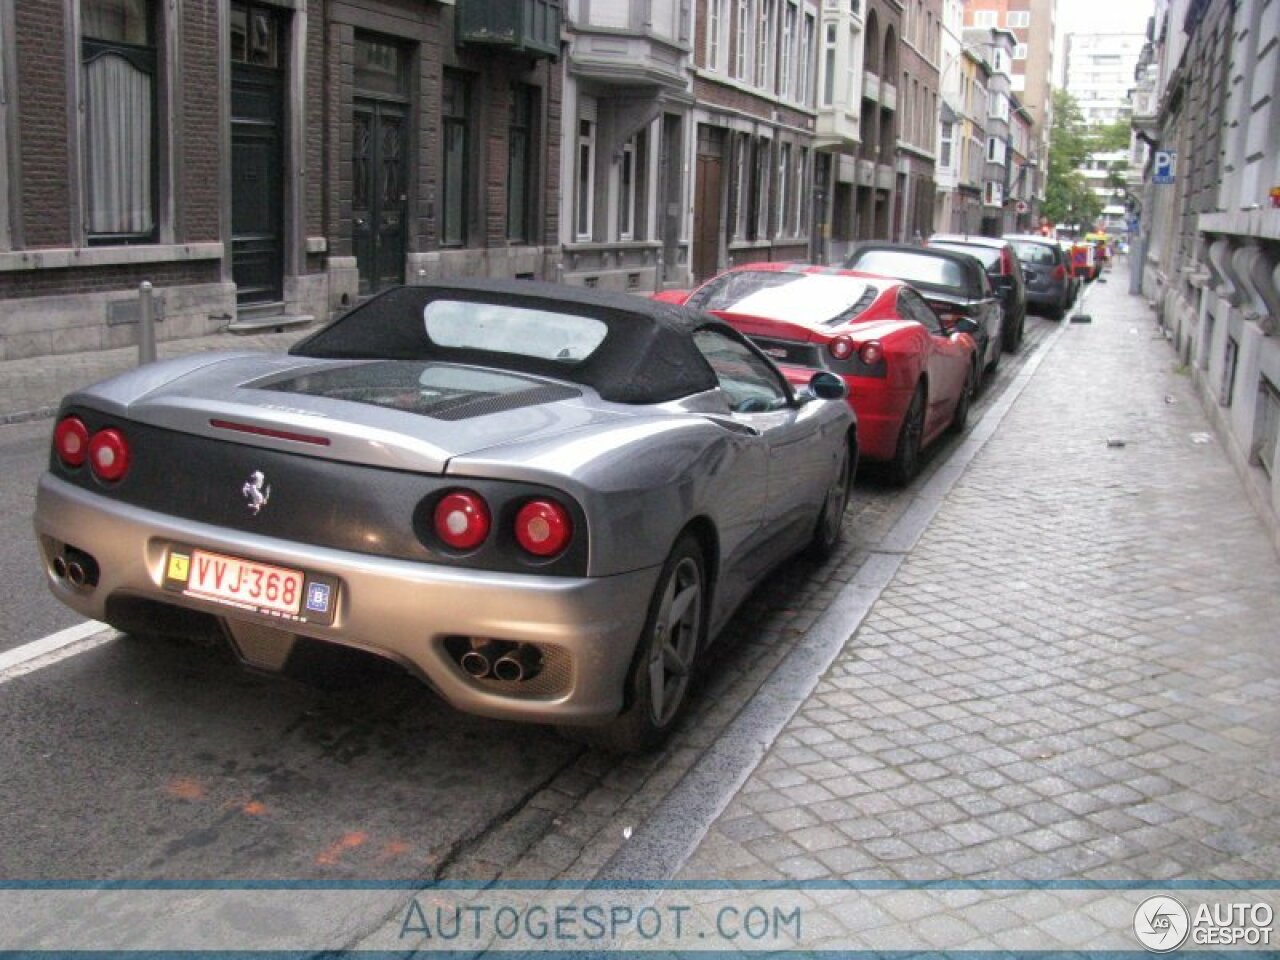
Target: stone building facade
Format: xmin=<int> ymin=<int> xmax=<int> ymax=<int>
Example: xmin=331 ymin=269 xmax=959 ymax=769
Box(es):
xmin=1137 ymin=0 xmax=1280 ymax=550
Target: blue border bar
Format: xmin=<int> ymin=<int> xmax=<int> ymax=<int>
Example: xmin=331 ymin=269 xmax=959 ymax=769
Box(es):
xmin=0 ymin=880 xmax=1277 ymax=890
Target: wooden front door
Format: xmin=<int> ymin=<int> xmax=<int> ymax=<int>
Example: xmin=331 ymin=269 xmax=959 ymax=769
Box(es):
xmin=693 ymin=126 xmax=725 ymax=283
xmin=353 ymin=100 xmax=407 ymax=295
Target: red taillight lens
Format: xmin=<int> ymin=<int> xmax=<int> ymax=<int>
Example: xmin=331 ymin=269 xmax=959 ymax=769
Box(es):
xmin=859 ymin=341 xmax=884 ymax=366
xmin=515 ymin=499 xmax=573 ymax=558
xmin=829 ymin=336 xmax=855 ymax=361
xmin=54 ymin=416 xmax=89 ymax=467
xmin=87 ymin=428 xmax=131 ymax=482
xmin=1002 ymin=247 xmax=1015 ymax=275
xmin=434 ymin=491 xmax=491 ymax=550
xmin=1052 ymin=264 xmax=1066 ymax=281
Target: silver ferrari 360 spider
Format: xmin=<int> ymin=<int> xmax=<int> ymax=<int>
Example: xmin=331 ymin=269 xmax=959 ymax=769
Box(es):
xmin=34 ymin=280 xmax=855 ymax=751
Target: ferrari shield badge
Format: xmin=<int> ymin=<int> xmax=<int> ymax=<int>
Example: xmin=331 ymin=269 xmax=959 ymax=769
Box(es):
xmin=242 ymin=470 xmax=271 ymax=515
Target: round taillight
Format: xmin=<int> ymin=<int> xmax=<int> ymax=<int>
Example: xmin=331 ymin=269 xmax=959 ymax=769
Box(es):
xmin=514 ymin=499 xmax=573 ymax=558
xmin=434 ymin=491 xmax=491 ymax=550
xmin=829 ymin=336 xmax=855 ymax=361
xmin=87 ymin=428 xmax=131 ymax=482
xmin=54 ymin=416 xmax=89 ymax=468
xmin=859 ymin=341 xmax=884 ymax=366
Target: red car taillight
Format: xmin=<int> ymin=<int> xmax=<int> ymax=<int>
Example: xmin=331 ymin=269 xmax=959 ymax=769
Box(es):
xmin=1002 ymin=246 xmax=1016 ymax=276
xmin=829 ymin=336 xmax=855 ymax=361
xmin=434 ymin=491 xmax=491 ymax=550
xmin=87 ymin=428 xmax=131 ymax=482
xmin=514 ymin=499 xmax=573 ymax=558
xmin=1052 ymin=264 xmax=1066 ymax=281
xmin=859 ymin=341 xmax=884 ymax=366
xmin=54 ymin=416 xmax=89 ymax=468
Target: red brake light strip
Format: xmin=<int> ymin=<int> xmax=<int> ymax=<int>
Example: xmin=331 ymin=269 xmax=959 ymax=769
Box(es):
xmin=210 ymin=419 xmax=331 ymax=446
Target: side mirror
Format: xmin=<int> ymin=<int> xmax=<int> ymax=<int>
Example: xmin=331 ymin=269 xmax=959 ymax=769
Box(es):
xmin=808 ymin=371 xmax=847 ymax=401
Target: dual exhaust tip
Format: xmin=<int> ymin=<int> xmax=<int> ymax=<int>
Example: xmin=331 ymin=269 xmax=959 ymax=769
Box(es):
xmin=459 ymin=639 xmax=543 ymax=683
xmin=51 ymin=547 xmax=99 ymax=589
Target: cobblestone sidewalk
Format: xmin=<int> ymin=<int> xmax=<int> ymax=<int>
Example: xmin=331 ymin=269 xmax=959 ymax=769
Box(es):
xmin=678 ymin=263 xmax=1280 ymax=884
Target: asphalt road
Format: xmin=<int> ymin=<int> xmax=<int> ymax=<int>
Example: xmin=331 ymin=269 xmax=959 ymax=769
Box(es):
xmin=0 ymin=306 xmax=1067 ymax=882
xmin=0 ymin=419 xmax=85 ymax=651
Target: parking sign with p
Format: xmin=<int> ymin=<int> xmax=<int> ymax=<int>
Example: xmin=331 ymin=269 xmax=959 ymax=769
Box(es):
xmin=1153 ymin=150 xmax=1176 ymax=184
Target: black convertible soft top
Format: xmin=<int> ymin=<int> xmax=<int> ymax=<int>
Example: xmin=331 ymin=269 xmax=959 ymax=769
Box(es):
xmin=291 ymin=279 xmax=740 ymax=405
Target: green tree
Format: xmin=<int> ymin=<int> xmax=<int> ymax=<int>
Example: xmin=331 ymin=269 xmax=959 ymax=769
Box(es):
xmin=1087 ymin=120 xmax=1132 ymax=153
xmin=1043 ymin=90 xmax=1103 ymax=230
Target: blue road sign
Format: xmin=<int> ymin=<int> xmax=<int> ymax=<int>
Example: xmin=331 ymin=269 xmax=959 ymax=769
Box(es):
xmin=1153 ymin=150 xmax=1176 ymax=184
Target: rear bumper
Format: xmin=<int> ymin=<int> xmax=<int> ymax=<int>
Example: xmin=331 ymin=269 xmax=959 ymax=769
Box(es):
xmin=1025 ymin=286 xmax=1067 ymax=310
xmin=34 ymin=474 xmax=659 ymax=725
xmin=844 ymin=382 xmax=912 ymax=462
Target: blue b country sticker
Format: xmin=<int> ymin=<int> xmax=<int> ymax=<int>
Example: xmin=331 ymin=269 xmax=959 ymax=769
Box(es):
xmin=306 ymin=582 xmax=331 ymax=613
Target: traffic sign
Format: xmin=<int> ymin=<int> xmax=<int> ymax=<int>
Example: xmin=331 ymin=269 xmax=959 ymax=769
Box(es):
xmin=1153 ymin=150 xmax=1176 ymax=184
xmin=1015 ymin=200 xmax=1028 ymax=214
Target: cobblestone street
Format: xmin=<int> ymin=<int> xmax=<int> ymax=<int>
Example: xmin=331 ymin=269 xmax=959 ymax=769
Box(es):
xmin=672 ymin=262 xmax=1280 ymax=883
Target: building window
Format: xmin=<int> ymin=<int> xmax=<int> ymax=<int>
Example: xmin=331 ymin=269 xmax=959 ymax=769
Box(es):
xmin=733 ymin=133 xmax=751 ymax=239
xmin=753 ymin=138 xmax=771 ymax=238
xmin=575 ymin=115 xmax=596 ymax=241
xmin=984 ymin=180 xmax=1002 ymax=205
xmin=618 ymin=136 xmax=639 ymax=241
xmin=507 ymin=84 xmax=536 ymax=243
xmin=1013 ymin=43 xmax=1028 ymax=60
xmin=822 ymin=22 xmax=837 ymax=106
xmin=1221 ymin=337 xmax=1238 ymax=407
xmin=777 ymin=142 xmax=791 ymax=237
xmin=971 ymin=9 xmax=996 ymax=27
xmin=796 ymin=145 xmax=808 ymax=234
xmin=82 ymin=0 xmax=157 ymax=243
xmin=442 ymin=71 xmax=470 ymax=246
xmin=940 ymin=120 xmax=953 ymax=167
xmin=779 ymin=1 xmax=796 ymax=98
xmin=1255 ymin=378 xmax=1280 ymax=476
xmin=799 ymin=12 xmax=815 ymax=105
xmin=707 ymin=0 xmax=725 ymax=70
xmin=354 ymin=35 xmax=405 ymax=95
xmin=755 ymin=0 xmax=774 ymax=88
xmin=847 ymin=25 xmax=858 ymax=106
xmin=1006 ymin=10 xmax=1030 ymax=28
xmin=734 ymin=0 xmax=749 ymax=79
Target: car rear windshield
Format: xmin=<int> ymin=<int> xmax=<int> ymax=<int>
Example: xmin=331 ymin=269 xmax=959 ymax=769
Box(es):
xmin=689 ymin=271 xmax=879 ymax=325
xmin=1006 ymin=240 xmax=1058 ymax=265
xmin=259 ymin=361 xmax=578 ymax=419
xmin=423 ymin=300 xmax=608 ymax=364
xmin=686 ymin=270 xmax=798 ymax=311
xmin=851 ymin=250 xmax=969 ymax=291
xmin=928 ymin=242 xmax=1002 ymax=270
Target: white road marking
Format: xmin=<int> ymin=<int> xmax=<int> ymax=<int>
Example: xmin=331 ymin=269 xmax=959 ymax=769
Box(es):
xmin=0 ymin=621 xmax=115 ymax=685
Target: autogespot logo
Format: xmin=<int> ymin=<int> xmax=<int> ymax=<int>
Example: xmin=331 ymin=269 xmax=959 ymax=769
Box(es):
xmin=1134 ymin=895 xmax=1191 ymax=952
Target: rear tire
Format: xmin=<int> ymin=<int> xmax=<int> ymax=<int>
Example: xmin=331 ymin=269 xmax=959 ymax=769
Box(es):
xmin=806 ymin=441 xmax=853 ymax=560
xmin=985 ymin=332 xmax=1002 ymax=373
xmin=889 ymin=384 xmax=926 ymax=487
xmin=1002 ymin=309 xmax=1025 ymax=353
xmin=564 ymin=535 xmax=705 ymax=754
xmin=949 ymin=364 xmax=975 ymax=434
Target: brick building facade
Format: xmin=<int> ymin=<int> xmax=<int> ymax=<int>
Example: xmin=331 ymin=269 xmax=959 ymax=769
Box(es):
xmin=0 ymin=0 xmax=560 ymax=361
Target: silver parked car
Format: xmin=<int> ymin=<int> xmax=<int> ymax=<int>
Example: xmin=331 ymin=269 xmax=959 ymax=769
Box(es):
xmin=34 ymin=279 xmax=855 ymax=752
xmin=1003 ymin=234 xmax=1074 ymax=319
